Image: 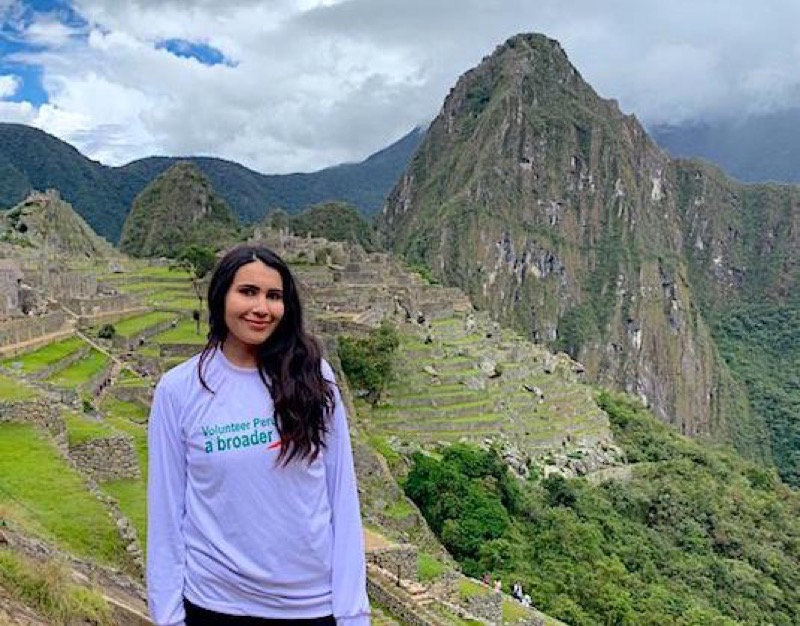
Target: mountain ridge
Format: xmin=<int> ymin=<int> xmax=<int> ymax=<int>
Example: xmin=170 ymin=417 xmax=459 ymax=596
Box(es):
xmin=0 ymin=123 xmax=425 ymax=243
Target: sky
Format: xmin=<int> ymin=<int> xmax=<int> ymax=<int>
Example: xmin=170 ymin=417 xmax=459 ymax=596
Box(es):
xmin=2 ymin=0 xmax=800 ymax=174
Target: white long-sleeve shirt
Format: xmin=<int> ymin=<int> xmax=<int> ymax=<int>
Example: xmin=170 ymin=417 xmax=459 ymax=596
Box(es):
xmin=146 ymin=349 xmax=370 ymax=626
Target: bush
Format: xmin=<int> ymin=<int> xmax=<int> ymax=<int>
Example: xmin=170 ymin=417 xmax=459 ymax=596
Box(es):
xmin=338 ymin=322 xmax=399 ymax=404
xmin=97 ymin=324 xmax=116 ymax=340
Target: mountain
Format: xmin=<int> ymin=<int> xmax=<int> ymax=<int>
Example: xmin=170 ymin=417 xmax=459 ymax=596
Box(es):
xmin=651 ymin=108 xmax=800 ymax=183
xmin=0 ymin=123 xmax=425 ymax=243
xmin=380 ymin=33 xmax=800 ymax=480
xmin=0 ymin=189 xmax=115 ymax=259
xmin=119 ymin=161 xmax=240 ymax=257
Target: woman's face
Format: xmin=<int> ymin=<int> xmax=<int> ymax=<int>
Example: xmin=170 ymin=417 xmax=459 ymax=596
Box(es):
xmin=223 ymin=260 xmax=285 ymax=365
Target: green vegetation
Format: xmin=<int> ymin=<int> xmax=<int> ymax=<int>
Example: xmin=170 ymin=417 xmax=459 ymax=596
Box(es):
xmin=286 ymin=201 xmax=379 ymax=251
xmin=46 ymin=350 xmax=108 ymax=387
xmin=0 ymin=423 xmax=125 ymax=565
xmin=0 ymin=337 xmax=84 ymax=374
xmin=0 ymin=374 xmax=36 ymax=401
xmin=418 ymin=552 xmax=448 ymax=582
xmin=113 ymin=311 xmax=175 ymax=338
xmin=63 ymin=412 xmax=117 ymax=447
xmin=712 ymin=304 xmax=800 ymax=486
xmin=152 ymin=318 xmax=208 ymax=344
xmin=404 ymin=392 xmax=800 ymax=626
xmin=119 ymin=161 xmax=240 ymax=257
xmin=0 ymin=550 xmax=114 ymax=625
xmin=339 ymin=322 xmax=399 ymax=403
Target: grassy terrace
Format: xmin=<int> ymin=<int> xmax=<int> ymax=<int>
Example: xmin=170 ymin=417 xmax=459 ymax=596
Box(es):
xmin=63 ymin=411 xmax=117 ymax=446
xmin=152 ymin=319 xmax=209 ymax=344
xmin=101 ymin=409 xmax=148 ymax=546
xmin=0 ymin=336 xmax=84 ymax=375
xmin=0 ymin=423 xmax=126 ymax=566
xmin=0 ymin=374 xmax=37 ymax=401
xmin=113 ymin=311 xmax=177 ymax=338
xmin=46 ymin=349 xmax=108 ymax=387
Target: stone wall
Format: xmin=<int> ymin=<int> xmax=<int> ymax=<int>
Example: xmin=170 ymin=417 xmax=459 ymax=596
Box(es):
xmin=88 ymin=361 xmax=115 ymax=396
xmin=0 ymin=398 xmax=66 ymax=444
xmin=77 ymin=305 xmax=150 ymax=328
xmin=0 ymin=311 xmax=67 ymax=348
xmin=70 ymin=434 xmax=141 ymax=481
xmin=366 ymin=546 xmax=418 ymax=582
xmin=113 ymin=317 xmax=179 ymax=351
xmin=159 ymin=342 xmax=202 ymax=358
xmin=23 ymin=267 xmax=97 ymax=299
xmin=462 ymin=589 xmax=502 ymax=624
xmin=111 ymin=385 xmax=152 ymax=408
xmin=63 ymin=293 xmax=134 ymax=316
xmin=366 ymin=567 xmax=448 ymax=626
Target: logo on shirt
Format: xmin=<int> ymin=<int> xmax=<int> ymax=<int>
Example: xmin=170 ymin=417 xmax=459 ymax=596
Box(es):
xmin=200 ymin=416 xmax=280 ymax=454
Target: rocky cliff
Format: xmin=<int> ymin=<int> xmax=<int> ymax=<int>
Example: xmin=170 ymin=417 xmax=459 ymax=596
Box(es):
xmin=379 ymin=33 xmax=776 ymax=460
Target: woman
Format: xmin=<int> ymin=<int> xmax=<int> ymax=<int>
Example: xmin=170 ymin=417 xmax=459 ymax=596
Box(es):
xmin=147 ymin=245 xmax=371 ymax=626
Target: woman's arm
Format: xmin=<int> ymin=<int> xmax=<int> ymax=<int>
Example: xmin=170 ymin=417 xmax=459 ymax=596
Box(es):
xmin=323 ymin=361 xmax=371 ymax=626
xmin=146 ymin=380 xmax=188 ymax=626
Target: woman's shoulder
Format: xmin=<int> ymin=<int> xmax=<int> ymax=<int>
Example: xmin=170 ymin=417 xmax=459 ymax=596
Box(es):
xmin=320 ymin=357 xmax=336 ymax=383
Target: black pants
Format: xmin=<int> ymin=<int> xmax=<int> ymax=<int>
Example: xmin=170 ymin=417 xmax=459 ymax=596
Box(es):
xmin=184 ymin=598 xmax=336 ymax=626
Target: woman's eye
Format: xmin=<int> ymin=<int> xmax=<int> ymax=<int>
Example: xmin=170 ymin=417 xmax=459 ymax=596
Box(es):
xmin=240 ymin=287 xmax=257 ymax=296
xmin=267 ymin=291 xmax=283 ymax=300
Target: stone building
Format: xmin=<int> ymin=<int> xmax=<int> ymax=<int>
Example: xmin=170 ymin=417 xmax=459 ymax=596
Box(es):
xmin=0 ymin=258 xmax=23 ymax=318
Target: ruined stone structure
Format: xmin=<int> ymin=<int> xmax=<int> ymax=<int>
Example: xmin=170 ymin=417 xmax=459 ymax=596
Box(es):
xmin=0 ymin=311 xmax=68 ymax=350
xmin=70 ymin=434 xmax=141 ymax=481
xmin=0 ymin=258 xmax=23 ymax=317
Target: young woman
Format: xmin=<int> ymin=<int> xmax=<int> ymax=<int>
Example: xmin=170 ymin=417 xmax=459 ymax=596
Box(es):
xmin=146 ymin=245 xmax=371 ymax=626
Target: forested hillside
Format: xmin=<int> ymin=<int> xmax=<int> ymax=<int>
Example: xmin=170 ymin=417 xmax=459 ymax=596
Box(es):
xmin=0 ymin=123 xmax=424 ymax=242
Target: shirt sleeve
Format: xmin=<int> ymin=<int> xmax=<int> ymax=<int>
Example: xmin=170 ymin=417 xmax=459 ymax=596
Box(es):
xmin=146 ymin=378 xmax=188 ymax=626
xmin=322 ymin=361 xmax=371 ymax=626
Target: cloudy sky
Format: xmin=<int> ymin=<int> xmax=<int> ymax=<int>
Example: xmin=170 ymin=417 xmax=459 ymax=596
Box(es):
xmin=2 ymin=0 xmax=799 ymax=173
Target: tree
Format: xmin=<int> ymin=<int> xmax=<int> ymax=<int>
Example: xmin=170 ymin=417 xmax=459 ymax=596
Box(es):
xmin=176 ymin=244 xmax=216 ymax=330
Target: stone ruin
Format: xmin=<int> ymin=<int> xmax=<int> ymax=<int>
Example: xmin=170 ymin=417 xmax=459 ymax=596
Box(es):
xmin=0 ymin=258 xmax=23 ymax=318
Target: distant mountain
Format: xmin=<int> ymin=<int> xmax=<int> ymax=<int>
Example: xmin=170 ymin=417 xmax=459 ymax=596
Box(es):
xmin=0 ymin=123 xmax=426 ymax=243
xmin=650 ymin=108 xmax=800 ymax=183
xmin=119 ymin=162 xmax=240 ymax=258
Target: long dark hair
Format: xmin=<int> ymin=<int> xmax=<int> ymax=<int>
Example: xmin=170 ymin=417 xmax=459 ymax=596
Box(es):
xmin=198 ymin=245 xmax=334 ymax=465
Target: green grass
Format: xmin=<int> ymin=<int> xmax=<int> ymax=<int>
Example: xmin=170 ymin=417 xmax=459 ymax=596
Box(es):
xmin=0 ymin=423 xmax=126 ymax=565
xmin=100 ymin=397 xmax=148 ymax=425
xmin=101 ymin=479 xmax=146 ymax=552
xmin=384 ymin=499 xmax=416 ymax=520
xmin=502 ymin=597 xmax=529 ymax=623
xmin=418 ymin=552 xmax=448 ymax=582
xmin=63 ymin=412 xmax=117 ymax=447
xmin=0 ymin=550 xmax=114 ymax=626
xmin=0 ymin=337 xmax=84 ymax=374
xmin=152 ymin=319 xmax=208 ymax=344
xmin=459 ymin=577 xmax=491 ymax=599
xmin=113 ymin=311 xmax=176 ymax=338
xmin=46 ymin=350 xmax=108 ymax=387
xmin=0 ymin=374 xmax=37 ymax=401
xmin=122 ymin=265 xmax=192 ymax=279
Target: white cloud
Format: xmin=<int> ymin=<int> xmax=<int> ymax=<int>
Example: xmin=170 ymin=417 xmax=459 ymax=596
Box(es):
xmin=0 ymin=75 xmax=21 ymax=98
xmin=3 ymin=0 xmax=800 ymax=171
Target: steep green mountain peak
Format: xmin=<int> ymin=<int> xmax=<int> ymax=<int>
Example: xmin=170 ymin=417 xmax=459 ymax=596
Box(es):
xmin=380 ymin=32 xmax=771 ymax=464
xmin=119 ymin=161 xmax=240 ymax=258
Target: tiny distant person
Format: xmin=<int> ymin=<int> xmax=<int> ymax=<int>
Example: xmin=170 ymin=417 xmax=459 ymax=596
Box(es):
xmin=147 ymin=245 xmax=371 ymax=625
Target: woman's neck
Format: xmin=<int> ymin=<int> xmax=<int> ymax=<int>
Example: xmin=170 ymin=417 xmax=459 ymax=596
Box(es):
xmin=221 ymin=338 xmax=259 ymax=369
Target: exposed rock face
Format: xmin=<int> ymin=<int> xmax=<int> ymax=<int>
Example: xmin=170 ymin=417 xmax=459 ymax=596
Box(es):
xmin=119 ymin=161 xmax=239 ymax=257
xmin=380 ymin=33 xmax=775 ymax=458
xmin=0 ymin=189 xmax=115 ymax=258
